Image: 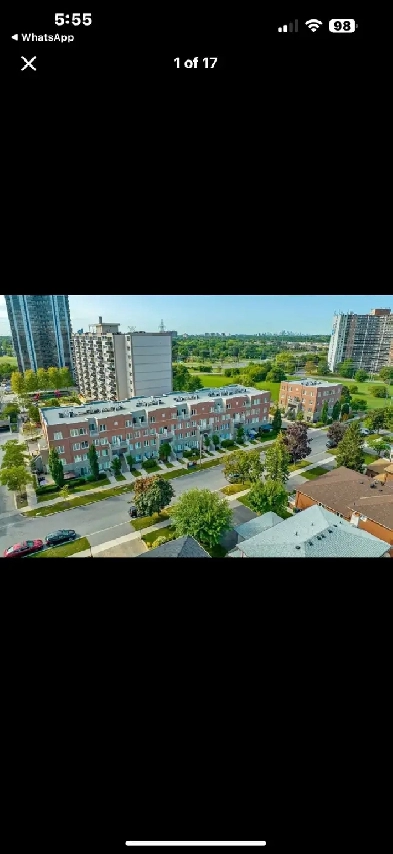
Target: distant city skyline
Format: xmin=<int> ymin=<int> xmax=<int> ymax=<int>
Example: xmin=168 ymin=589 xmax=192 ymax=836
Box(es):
xmin=0 ymin=294 xmax=391 ymax=338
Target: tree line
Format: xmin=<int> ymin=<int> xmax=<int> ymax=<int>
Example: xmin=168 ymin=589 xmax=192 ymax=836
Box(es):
xmin=11 ymin=367 xmax=74 ymax=395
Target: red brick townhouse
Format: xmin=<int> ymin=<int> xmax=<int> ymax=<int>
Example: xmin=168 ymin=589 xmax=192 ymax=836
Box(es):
xmin=39 ymin=384 xmax=271 ymax=478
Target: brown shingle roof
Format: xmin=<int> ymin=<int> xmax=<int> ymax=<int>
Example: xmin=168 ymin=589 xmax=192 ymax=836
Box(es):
xmin=296 ymin=466 xmax=393 ymax=532
xmin=366 ymin=458 xmax=391 ymax=474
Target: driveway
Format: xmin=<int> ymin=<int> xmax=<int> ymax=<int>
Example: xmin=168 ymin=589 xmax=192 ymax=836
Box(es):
xmin=89 ymin=539 xmax=148 ymax=558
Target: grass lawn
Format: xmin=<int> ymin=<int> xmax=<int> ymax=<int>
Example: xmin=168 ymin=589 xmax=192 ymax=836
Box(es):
xmin=301 ymin=467 xmax=331 ymax=480
xmin=363 ymin=453 xmax=379 ymax=464
xmin=311 ymin=377 xmax=393 ymax=411
xmin=131 ymin=512 xmax=170 ymax=531
xmin=115 ymin=474 xmax=126 ymax=481
xmin=0 ymin=356 xmax=17 ymax=366
xmin=162 ymin=461 xmax=174 ymax=467
xmin=142 ymin=463 xmax=161 ymax=474
xmin=142 ymin=526 xmax=177 ymax=548
xmin=288 ymin=460 xmax=310 ymax=472
xmin=254 ymin=381 xmax=281 ymax=402
xmin=30 ymin=537 xmax=90 ymax=558
xmin=37 ymin=477 xmax=112 ymax=502
xmin=16 ymin=494 xmax=28 ymax=509
xmin=130 ymin=469 xmax=142 ymax=477
xmin=237 ymin=493 xmax=253 ymax=510
xmin=255 ymin=431 xmax=278 ymax=443
xmin=24 ymin=484 xmax=135 ymax=517
xmin=221 ymin=481 xmax=251 ymax=496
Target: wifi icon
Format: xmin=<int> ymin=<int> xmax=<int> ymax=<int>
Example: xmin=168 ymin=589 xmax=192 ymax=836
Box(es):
xmin=305 ymin=19 xmax=323 ymax=31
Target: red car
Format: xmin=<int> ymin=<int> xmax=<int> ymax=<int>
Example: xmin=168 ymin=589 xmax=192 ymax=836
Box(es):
xmin=3 ymin=540 xmax=44 ymax=558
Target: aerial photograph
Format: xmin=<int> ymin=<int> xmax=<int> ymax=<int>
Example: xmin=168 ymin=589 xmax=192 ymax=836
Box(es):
xmin=0 ymin=294 xmax=392 ymax=560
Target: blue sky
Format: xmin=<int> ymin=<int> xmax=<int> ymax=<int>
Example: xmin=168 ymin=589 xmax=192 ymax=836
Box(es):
xmin=0 ymin=294 xmax=391 ymax=336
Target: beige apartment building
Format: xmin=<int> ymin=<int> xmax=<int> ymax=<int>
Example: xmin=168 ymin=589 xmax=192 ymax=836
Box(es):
xmin=72 ymin=318 xmax=173 ymax=401
xmin=279 ymin=378 xmax=342 ymax=423
xmin=39 ymin=384 xmax=271 ymax=476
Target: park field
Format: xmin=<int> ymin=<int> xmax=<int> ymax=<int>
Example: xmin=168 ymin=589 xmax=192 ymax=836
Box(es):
xmin=0 ymin=356 xmax=17 ymax=367
xmin=311 ymin=376 xmax=393 ymax=411
xmin=194 ymin=374 xmax=280 ymax=401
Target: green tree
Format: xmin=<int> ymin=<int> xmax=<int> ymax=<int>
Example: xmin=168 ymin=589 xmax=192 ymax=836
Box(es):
xmin=371 ymin=385 xmax=388 ymax=398
xmin=236 ymin=425 xmax=245 ymax=445
xmin=305 ymin=360 xmax=317 ymax=375
xmin=247 ymin=480 xmax=288 ymax=517
xmin=59 ymin=485 xmax=70 ymax=501
xmin=152 ymin=535 xmax=173 ymax=550
xmin=367 ymin=438 xmax=391 ymax=458
xmin=317 ymin=360 xmax=330 ymax=376
xmin=134 ymin=476 xmax=175 ymax=517
xmin=187 ymin=375 xmax=204 ymax=392
xmin=47 ymin=367 xmax=62 ymax=389
xmin=351 ymin=399 xmax=368 ymax=412
xmin=28 ymin=404 xmax=40 ymax=424
xmin=327 ymin=421 xmax=348 ymax=445
xmin=264 ymin=433 xmax=290 ymax=484
xmin=266 ymin=366 xmax=286 ymax=383
xmin=348 ymin=385 xmax=358 ymax=395
xmin=321 ymin=401 xmax=329 ymax=425
xmin=335 ymin=422 xmax=365 ymax=472
xmin=212 ymin=434 xmax=220 ymax=449
xmin=0 ymin=466 xmax=33 ymax=496
xmin=159 ymin=442 xmax=172 ymax=462
xmin=48 ymin=448 xmax=65 ymax=487
xmin=364 ymin=410 xmax=386 ymax=434
xmin=126 ymin=454 xmax=136 ymax=470
xmin=332 ymin=400 xmax=341 ymax=422
xmin=340 ymin=403 xmax=350 ymax=419
xmin=337 ymin=359 xmax=355 ymax=378
xmin=24 ymin=370 xmax=38 ymax=393
xmin=224 ymin=449 xmax=263 ymax=483
xmin=379 ymin=367 xmax=393 ymax=382
xmin=354 ymin=370 xmax=368 ymax=383
xmin=88 ymin=444 xmax=100 ymax=480
xmin=58 ymin=367 xmax=73 ymax=389
xmin=171 ymin=489 xmax=232 ymax=548
xmin=1 ymin=403 xmax=20 ymax=422
xmin=1 ymin=440 xmax=26 ymax=468
xmin=111 ymin=457 xmax=122 ymax=476
xmin=340 ymin=386 xmax=352 ymax=404
xmin=36 ymin=368 xmax=49 ymax=391
xmin=272 ymin=408 xmax=282 ymax=433
xmin=11 ymin=372 xmax=25 ymax=396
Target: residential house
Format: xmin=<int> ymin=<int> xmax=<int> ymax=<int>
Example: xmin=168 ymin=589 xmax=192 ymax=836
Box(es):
xmin=139 ymin=536 xmax=211 ymax=558
xmin=278 ymin=379 xmax=342 ymax=423
xmin=295 ymin=467 xmax=393 ymax=554
xmin=227 ymin=505 xmax=391 ymax=558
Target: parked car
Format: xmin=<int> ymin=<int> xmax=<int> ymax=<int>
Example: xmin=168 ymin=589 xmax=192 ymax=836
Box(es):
xmin=187 ymin=461 xmax=197 ymax=469
xmin=129 ymin=506 xmax=143 ymax=519
xmin=360 ymin=429 xmax=370 ymax=436
xmin=3 ymin=540 xmax=44 ymax=558
xmin=226 ymin=473 xmax=242 ymax=483
xmin=45 ymin=530 xmax=76 ymax=547
xmin=326 ymin=440 xmax=337 ymax=449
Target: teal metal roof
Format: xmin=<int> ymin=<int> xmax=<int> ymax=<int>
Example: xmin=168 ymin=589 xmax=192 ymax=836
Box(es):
xmin=228 ymin=505 xmax=389 ymax=558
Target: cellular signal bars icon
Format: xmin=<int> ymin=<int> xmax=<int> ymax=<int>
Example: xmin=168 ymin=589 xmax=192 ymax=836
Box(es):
xmin=278 ymin=20 xmax=298 ymax=32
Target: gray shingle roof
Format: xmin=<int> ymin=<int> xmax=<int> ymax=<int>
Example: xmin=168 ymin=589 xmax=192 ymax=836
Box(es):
xmin=139 ymin=536 xmax=211 ymax=558
xmin=296 ymin=466 xmax=393 ymax=531
xmin=234 ymin=512 xmax=283 ymax=539
xmin=227 ymin=505 xmax=390 ymax=558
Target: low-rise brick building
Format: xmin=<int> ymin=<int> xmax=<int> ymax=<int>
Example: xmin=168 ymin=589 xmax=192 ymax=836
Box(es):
xmin=279 ymin=378 xmax=342 ymax=423
xmin=39 ymin=384 xmax=271 ymax=477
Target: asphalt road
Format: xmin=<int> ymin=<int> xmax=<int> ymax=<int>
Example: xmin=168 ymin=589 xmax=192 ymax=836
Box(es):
xmin=0 ymin=428 xmax=333 ymax=555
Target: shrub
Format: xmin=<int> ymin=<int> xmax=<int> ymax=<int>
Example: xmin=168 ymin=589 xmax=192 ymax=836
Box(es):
xmin=221 ymin=439 xmax=235 ymax=449
xmin=143 ymin=458 xmax=158 ymax=470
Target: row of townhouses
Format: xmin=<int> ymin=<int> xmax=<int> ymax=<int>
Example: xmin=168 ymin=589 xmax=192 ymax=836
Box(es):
xmin=39 ymin=385 xmax=271 ymax=477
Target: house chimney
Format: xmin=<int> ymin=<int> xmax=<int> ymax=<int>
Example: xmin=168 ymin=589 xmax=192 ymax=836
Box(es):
xmin=98 ymin=316 xmax=103 ymax=324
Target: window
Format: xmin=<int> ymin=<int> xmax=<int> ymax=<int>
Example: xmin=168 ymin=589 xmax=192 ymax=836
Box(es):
xmin=99 ymin=424 xmax=107 ymax=432
xmin=254 ymin=398 xmax=261 ymax=404
xmin=150 ymin=439 xmax=156 ymax=446
xmin=82 ymin=454 xmax=88 ymax=461
xmin=81 ymin=441 xmax=89 ymax=449
xmin=191 ymin=408 xmax=197 ymax=415
xmin=94 ymin=439 xmax=100 ymax=447
xmin=178 ymin=433 xmax=183 ymax=439
xmin=226 ymin=404 xmax=231 ymax=410
xmin=100 ymin=438 xmax=108 ymax=445
xmin=59 ymin=458 xmax=67 ymax=465
xmin=126 ymin=420 xmax=133 ymax=428
xmin=135 ymin=442 xmax=141 ymax=449
xmin=70 ymin=429 xmax=79 ymax=438
xmin=74 ymin=455 xmax=82 ymax=463
xmin=54 ymin=432 xmax=63 ymax=441
xmin=186 ymin=422 xmax=190 ymax=428
xmin=57 ymin=446 xmax=65 ymax=454
xmin=135 ymin=431 xmax=140 ymax=438
xmin=149 ymin=417 xmax=156 ymax=424
xmin=79 ymin=428 xmax=87 ymax=435
xmin=73 ymin=443 xmax=81 ymax=451
xmin=150 ymin=429 xmax=155 ymax=435
xmin=101 ymin=449 xmax=109 ymax=457
xmin=192 ymin=421 xmax=197 ymax=427
xmin=126 ymin=433 xmax=132 ymax=440
xmin=143 ymin=429 xmax=149 ymax=436
xmin=143 ymin=440 xmax=149 ymax=447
